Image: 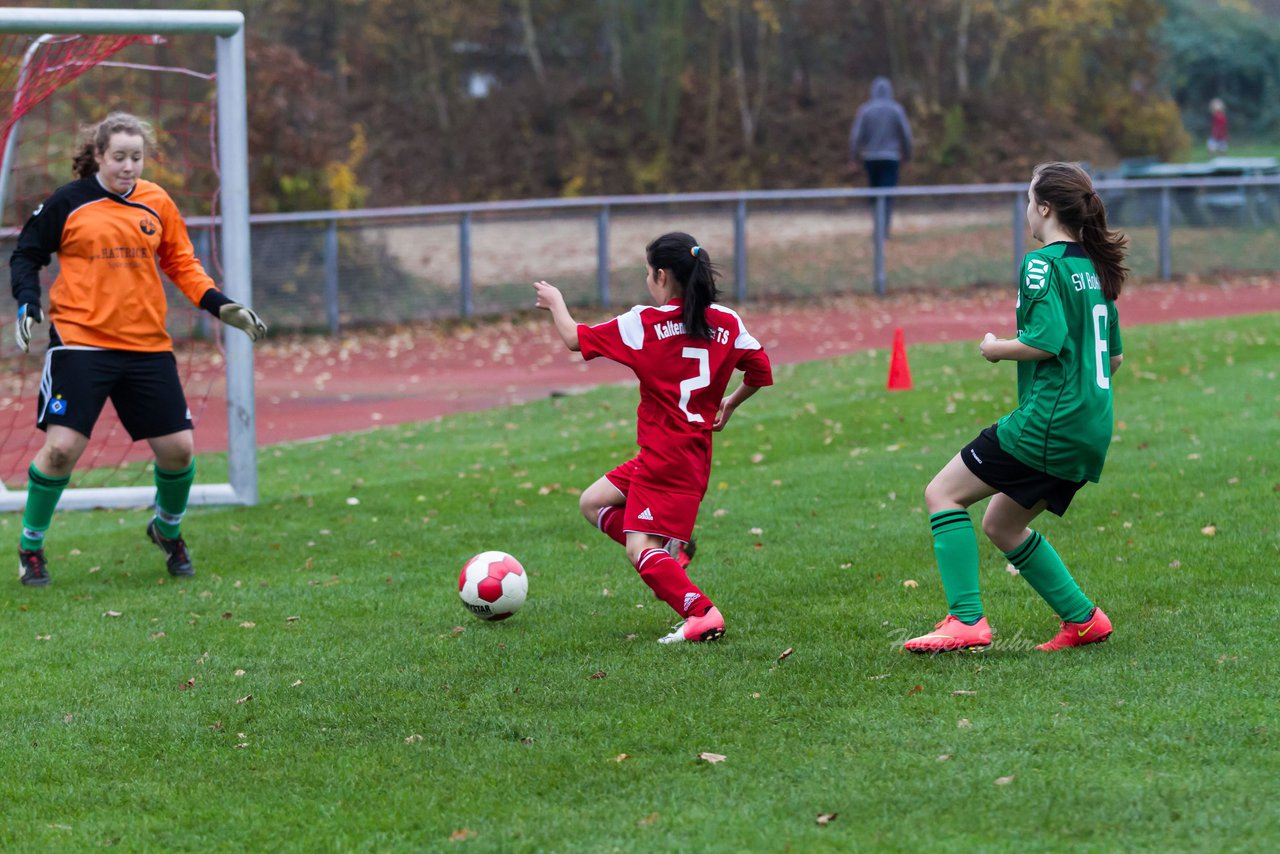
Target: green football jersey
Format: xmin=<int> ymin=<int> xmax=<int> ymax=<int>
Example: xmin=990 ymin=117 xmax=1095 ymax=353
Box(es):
xmin=996 ymin=242 xmax=1122 ymax=483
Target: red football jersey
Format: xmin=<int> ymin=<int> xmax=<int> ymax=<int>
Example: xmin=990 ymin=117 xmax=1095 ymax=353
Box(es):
xmin=577 ymin=299 xmax=773 ymax=494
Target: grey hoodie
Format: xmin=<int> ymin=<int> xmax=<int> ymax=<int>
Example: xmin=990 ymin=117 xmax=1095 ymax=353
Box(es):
xmin=848 ymin=77 xmax=913 ymax=162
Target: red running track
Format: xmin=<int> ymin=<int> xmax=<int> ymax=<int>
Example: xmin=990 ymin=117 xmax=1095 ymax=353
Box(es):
xmin=1 ymin=277 xmax=1276 ymax=483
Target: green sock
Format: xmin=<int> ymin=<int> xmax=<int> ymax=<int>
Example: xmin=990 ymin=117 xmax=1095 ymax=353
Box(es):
xmin=931 ymin=509 xmax=983 ymax=623
xmin=1004 ymin=531 xmax=1094 ymax=624
xmin=21 ymin=464 xmax=70 ymax=551
xmin=153 ymin=462 xmax=196 ymax=539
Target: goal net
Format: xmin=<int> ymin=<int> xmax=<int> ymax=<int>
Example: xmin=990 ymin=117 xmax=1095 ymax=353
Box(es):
xmin=0 ymin=9 xmax=256 ymax=510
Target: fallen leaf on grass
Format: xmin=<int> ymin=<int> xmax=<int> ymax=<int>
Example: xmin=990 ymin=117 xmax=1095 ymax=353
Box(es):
xmin=235 ymin=694 xmax=253 ymax=704
xmin=178 ymin=678 xmax=195 ymax=691
xmin=613 ymin=753 xmax=631 ymax=762
xmin=638 ymin=812 xmax=660 ymax=827
xmin=995 ymin=775 xmax=1016 ymax=786
xmin=902 ymin=579 xmax=919 ymax=588
xmin=1005 ymin=563 xmax=1020 ymax=576
xmin=239 ymin=621 xmax=256 ymax=629
xmin=291 ymin=679 xmax=303 ymax=687
xmin=589 ymin=671 xmax=607 ymax=680
xmin=958 ymin=719 xmax=972 ymax=728
xmin=951 ymin=690 xmax=977 ymax=696
xmin=1169 ymin=560 xmax=1182 ymax=569
xmin=286 ymin=615 xmax=301 ymax=623
xmin=449 ymin=828 xmax=476 ymax=842
xmin=405 ymin=734 xmax=423 ymax=744
xmin=35 ymin=634 xmax=51 ymax=641
xmin=937 ymin=754 xmax=953 ymax=762
xmin=907 ymin=684 xmax=923 ymax=696
xmin=778 ymin=647 xmax=794 ymax=661
xmin=698 ymin=752 xmax=727 ymax=764
xmin=1200 ymin=524 xmax=1217 ymax=537
xmin=234 ymin=669 xmax=246 ymax=677
xmin=103 ymin=610 xmax=122 ymax=618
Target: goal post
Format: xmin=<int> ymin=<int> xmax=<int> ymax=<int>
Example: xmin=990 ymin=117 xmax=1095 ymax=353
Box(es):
xmin=0 ymin=7 xmax=257 ymax=510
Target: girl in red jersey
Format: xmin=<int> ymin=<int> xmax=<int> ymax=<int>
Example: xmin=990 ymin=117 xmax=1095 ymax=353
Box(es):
xmin=533 ymin=232 xmax=772 ymax=643
xmin=9 ymin=112 xmax=268 ymax=585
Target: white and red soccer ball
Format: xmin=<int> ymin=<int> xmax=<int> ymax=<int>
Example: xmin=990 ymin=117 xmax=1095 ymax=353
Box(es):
xmin=458 ymin=551 xmax=528 ymax=621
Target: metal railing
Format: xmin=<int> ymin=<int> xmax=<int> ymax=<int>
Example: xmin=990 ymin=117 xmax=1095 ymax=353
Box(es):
xmin=4 ymin=174 xmax=1278 ymax=338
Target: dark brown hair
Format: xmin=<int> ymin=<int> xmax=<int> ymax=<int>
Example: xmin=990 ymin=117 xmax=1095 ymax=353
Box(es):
xmin=645 ymin=231 xmax=722 ymax=340
xmin=1032 ymin=161 xmax=1128 ymax=300
xmin=72 ymin=112 xmax=155 ymax=179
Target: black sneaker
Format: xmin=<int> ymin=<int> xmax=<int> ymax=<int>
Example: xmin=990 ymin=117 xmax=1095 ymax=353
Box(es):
xmin=676 ymin=536 xmax=697 ymax=569
xmin=147 ymin=519 xmax=194 ymax=577
xmin=19 ymin=547 xmax=50 ymax=586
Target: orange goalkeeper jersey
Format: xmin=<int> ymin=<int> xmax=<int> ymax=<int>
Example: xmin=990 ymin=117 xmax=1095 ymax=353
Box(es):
xmin=10 ymin=176 xmax=228 ymax=352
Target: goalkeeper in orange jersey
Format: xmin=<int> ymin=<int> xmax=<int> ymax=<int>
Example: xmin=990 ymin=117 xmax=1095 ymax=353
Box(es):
xmin=9 ymin=112 xmax=268 ymax=585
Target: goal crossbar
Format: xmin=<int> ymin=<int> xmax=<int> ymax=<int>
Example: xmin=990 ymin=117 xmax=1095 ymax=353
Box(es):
xmin=0 ymin=7 xmax=257 ymax=510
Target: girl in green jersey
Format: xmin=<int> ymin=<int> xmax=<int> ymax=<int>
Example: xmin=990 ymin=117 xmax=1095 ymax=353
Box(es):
xmin=904 ymin=162 xmax=1128 ymax=654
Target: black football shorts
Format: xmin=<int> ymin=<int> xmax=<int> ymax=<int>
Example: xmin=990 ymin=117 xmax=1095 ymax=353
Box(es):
xmin=38 ymin=347 xmax=193 ymax=441
xmin=960 ymin=424 xmax=1087 ymax=517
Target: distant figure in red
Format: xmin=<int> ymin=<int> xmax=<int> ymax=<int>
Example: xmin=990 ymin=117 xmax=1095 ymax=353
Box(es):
xmin=1208 ymin=98 xmax=1228 ymax=154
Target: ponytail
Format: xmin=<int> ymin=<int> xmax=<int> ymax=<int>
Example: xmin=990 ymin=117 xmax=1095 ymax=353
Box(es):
xmin=645 ymin=232 xmax=722 ymax=340
xmin=1031 ymin=162 xmax=1129 ymax=301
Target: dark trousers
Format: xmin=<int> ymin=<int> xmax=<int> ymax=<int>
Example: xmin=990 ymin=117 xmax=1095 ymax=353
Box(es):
xmin=864 ymin=159 xmax=900 ymax=234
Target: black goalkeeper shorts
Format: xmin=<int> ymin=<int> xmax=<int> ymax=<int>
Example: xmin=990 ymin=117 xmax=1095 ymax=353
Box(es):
xmin=38 ymin=347 xmax=192 ymax=441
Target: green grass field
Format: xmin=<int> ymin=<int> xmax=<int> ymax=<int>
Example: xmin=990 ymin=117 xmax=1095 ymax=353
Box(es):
xmin=1181 ymin=138 xmax=1280 ymax=162
xmin=2 ymin=313 xmax=1277 ymax=851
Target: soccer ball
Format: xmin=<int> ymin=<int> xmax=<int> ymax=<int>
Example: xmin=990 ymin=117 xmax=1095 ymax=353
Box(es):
xmin=458 ymin=551 xmax=528 ymax=621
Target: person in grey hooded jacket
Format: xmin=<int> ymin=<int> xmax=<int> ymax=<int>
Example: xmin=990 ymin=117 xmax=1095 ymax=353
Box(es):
xmin=848 ymin=76 xmax=913 ymax=235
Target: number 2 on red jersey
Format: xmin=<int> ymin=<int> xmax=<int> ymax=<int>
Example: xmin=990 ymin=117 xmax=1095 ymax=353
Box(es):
xmin=678 ymin=347 xmax=710 ymax=423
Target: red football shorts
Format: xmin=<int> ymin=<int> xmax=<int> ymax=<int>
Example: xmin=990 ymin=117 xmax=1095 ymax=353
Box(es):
xmin=603 ymin=455 xmax=701 ymax=544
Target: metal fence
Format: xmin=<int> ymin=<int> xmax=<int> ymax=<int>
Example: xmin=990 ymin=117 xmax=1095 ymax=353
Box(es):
xmin=3 ymin=174 xmax=1279 ymax=342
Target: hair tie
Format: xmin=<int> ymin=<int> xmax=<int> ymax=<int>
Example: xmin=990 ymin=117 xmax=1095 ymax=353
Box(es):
xmin=691 ymin=245 xmax=701 ymax=257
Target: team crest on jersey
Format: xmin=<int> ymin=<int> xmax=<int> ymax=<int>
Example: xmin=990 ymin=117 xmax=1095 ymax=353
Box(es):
xmin=1024 ymin=258 xmax=1049 ymax=290
xmin=48 ymin=395 xmax=68 ymax=415
xmin=139 ymin=216 xmax=158 ymax=235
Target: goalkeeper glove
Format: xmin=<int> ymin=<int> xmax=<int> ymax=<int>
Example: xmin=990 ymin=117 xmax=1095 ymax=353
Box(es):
xmin=219 ymin=302 xmax=268 ymax=342
xmin=15 ymin=303 xmax=43 ymax=352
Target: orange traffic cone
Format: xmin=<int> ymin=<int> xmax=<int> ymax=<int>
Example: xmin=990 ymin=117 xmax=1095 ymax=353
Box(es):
xmin=887 ymin=327 xmax=913 ymax=391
